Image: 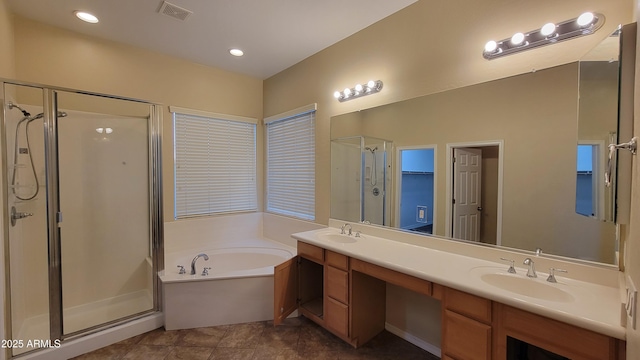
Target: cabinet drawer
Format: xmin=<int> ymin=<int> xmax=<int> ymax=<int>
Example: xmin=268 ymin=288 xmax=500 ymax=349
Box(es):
xmin=326 ymin=250 xmax=349 ymax=270
xmin=298 ymin=241 xmax=324 ymax=263
xmin=445 ymin=288 xmax=492 ymax=323
xmin=443 ymin=310 xmax=491 ymax=360
xmin=326 ymin=266 xmax=349 ymax=303
xmin=325 ymin=297 xmax=349 ymax=337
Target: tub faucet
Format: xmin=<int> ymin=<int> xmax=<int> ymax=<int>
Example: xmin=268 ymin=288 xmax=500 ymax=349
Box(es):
xmin=191 ymin=253 xmax=209 ymax=275
xmin=523 ymin=258 xmax=537 ymax=278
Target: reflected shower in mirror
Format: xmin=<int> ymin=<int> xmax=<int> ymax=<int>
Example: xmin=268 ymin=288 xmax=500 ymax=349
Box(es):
xmin=331 ymin=136 xmax=392 ymax=227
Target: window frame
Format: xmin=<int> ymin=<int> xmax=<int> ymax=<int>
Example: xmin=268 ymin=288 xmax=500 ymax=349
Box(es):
xmin=264 ymin=104 xmax=317 ymax=221
xmin=172 ymin=106 xmax=258 ymax=219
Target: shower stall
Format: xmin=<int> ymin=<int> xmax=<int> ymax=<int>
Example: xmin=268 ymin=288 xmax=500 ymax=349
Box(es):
xmin=1 ymin=81 xmax=163 ymax=358
xmin=331 ymin=136 xmax=392 ymax=226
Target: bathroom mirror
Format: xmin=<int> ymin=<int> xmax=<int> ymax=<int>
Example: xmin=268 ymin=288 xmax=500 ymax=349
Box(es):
xmin=330 ymin=25 xmax=634 ymax=266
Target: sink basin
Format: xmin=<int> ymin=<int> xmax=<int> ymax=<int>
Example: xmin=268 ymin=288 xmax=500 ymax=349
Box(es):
xmin=473 ymin=269 xmax=574 ymax=303
xmin=317 ymin=232 xmax=358 ymax=244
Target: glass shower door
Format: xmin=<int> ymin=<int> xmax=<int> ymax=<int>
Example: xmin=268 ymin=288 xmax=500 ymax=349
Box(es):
xmin=56 ymin=91 xmax=154 ymax=335
xmin=3 ymin=83 xmax=51 ymax=356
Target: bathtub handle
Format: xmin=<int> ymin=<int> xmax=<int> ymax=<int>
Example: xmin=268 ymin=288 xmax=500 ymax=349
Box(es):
xmin=202 ymin=267 xmax=211 ymax=276
xmin=177 ymin=265 xmax=186 ymax=274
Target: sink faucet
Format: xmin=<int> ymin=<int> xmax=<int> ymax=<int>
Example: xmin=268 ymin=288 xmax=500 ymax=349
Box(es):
xmin=341 ymin=223 xmax=352 ymax=236
xmin=523 ymin=258 xmax=537 ymax=278
xmin=191 ymin=253 xmax=209 ymax=275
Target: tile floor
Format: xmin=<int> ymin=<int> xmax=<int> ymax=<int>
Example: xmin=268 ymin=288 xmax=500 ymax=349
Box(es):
xmin=71 ymin=316 xmax=440 ymax=359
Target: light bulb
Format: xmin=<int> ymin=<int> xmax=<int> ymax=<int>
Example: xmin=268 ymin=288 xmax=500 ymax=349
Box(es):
xmin=334 ymin=91 xmax=341 ymax=99
xmin=343 ymin=88 xmax=351 ymax=97
xmin=105 ymin=128 xmax=113 ymax=134
xmin=367 ymin=80 xmax=376 ymax=88
xmin=484 ymin=40 xmax=498 ymax=53
xmin=577 ymin=12 xmax=595 ymax=27
xmin=540 ymin=23 xmax=556 ymax=36
xmin=229 ymin=49 xmax=244 ymax=57
xmin=75 ymin=11 xmax=99 ymax=23
xmin=96 ymin=128 xmax=104 ymax=134
xmin=355 ymin=84 xmax=363 ymax=92
xmin=511 ymin=32 xmax=525 ymax=46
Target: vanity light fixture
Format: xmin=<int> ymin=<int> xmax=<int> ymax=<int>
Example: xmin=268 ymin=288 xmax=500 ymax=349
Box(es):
xmin=229 ymin=48 xmax=244 ymax=57
xmin=334 ymin=80 xmax=383 ymax=102
xmin=483 ymin=12 xmax=604 ymax=60
xmin=74 ymin=10 xmax=99 ymax=24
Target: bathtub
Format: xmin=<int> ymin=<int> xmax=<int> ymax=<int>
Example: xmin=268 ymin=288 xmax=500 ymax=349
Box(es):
xmin=159 ymin=238 xmax=295 ymax=330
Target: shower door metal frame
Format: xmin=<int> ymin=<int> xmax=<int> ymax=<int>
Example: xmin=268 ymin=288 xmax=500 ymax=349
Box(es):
xmin=1 ymin=78 xmax=164 ymax=356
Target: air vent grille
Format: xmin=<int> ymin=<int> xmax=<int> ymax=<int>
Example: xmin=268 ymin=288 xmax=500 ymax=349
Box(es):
xmin=158 ymin=1 xmax=193 ymax=21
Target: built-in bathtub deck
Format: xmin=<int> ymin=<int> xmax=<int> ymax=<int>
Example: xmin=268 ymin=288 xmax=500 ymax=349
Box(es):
xmin=160 ymin=237 xmax=296 ymax=330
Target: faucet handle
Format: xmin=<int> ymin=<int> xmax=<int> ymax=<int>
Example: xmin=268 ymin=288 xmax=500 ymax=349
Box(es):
xmin=499 ymin=258 xmax=517 ymax=274
xmin=546 ymin=268 xmax=567 ymax=283
xmin=355 ymin=230 xmax=361 ymax=238
xmin=202 ymin=267 xmax=211 ymax=276
xmin=177 ymin=265 xmax=186 ymax=274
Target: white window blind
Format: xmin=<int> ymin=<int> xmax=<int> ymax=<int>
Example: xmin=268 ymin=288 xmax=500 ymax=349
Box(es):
xmin=265 ymin=106 xmax=316 ymax=220
xmin=173 ymin=110 xmax=257 ymax=219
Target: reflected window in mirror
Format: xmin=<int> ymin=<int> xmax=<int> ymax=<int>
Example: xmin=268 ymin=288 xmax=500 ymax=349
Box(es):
xmin=575 ymin=143 xmax=604 ymax=219
xmin=398 ymin=148 xmax=435 ymax=234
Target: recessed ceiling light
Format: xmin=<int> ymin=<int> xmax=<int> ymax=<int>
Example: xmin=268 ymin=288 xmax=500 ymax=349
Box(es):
xmin=229 ymin=49 xmax=244 ymax=57
xmin=74 ymin=11 xmax=99 ymax=24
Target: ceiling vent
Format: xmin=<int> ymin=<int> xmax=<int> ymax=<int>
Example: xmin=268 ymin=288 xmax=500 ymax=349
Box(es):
xmin=158 ymin=1 xmax=193 ymax=21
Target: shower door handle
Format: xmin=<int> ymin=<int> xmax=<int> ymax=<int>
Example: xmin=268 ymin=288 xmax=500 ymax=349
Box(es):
xmin=57 ymin=211 xmax=63 ymax=223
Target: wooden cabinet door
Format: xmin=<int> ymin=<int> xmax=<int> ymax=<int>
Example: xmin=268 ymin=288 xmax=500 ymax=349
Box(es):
xmin=443 ymin=310 xmax=491 ymax=360
xmin=325 ymin=297 xmax=349 ymax=337
xmin=274 ymin=256 xmax=298 ymax=325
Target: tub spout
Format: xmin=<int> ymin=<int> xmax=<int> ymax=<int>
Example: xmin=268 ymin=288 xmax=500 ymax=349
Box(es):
xmin=191 ymin=253 xmax=209 ymax=275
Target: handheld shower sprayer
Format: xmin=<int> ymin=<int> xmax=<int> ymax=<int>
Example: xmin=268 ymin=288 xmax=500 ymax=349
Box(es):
xmin=7 ymin=102 xmax=68 ymax=201
xmin=8 ymin=102 xmax=31 ymax=117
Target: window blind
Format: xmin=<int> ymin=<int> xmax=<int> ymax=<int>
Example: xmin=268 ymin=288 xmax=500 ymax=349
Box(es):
xmin=266 ymin=108 xmax=315 ymax=220
xmin=174 ymin=111 xmax=257 ymax=218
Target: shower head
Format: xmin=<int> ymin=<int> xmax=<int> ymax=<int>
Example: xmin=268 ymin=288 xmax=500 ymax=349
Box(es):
xmin=28 ymin=111 xmax=68 ymax=121
xmin=7 ymin=102 xmax=31 ymax=117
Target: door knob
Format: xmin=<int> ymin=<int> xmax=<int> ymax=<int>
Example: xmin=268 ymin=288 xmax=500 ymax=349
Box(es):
xmin=477 ymin=207 xmax=483 ymax=211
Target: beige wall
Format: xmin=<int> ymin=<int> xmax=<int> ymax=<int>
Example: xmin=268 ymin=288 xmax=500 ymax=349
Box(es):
xmin=0 ymin=0 xmax=14 ymax=78
xmin=11 ymin=16 xmax=264 ymax=222
xmin=625 ymin=0 xmax=640 ymax=357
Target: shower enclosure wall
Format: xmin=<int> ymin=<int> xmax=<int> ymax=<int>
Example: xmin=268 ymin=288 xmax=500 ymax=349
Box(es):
xmin=1 ymin=81 xmax=163 ymax=358
xmin=331 ymin=136 xmax=392 ymax=226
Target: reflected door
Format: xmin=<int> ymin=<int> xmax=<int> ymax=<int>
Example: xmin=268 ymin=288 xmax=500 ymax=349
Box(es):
xmin=452 ymin=148 xmax=482 ymax=241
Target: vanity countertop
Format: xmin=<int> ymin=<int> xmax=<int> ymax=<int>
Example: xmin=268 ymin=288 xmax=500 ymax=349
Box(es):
xmin=292 ymin=227 xmax=626 ymax=340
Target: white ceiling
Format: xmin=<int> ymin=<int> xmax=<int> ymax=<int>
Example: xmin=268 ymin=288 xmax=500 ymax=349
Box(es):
xmin=6 ymin=0 xmax=418 ymax=79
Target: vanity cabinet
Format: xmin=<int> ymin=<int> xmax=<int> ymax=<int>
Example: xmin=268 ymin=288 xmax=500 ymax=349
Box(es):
xmin=324 ymin=251 xmax=349 ymax=337
xmin=275 ymin=240 xmax=625 ymax=359
xmin=494 ymin=303 xmax=623 ymax=360
xmin=274 ymin=242 xmax=325 ymax=326
xmin=274 ymin=241 xmax=386 ymax=345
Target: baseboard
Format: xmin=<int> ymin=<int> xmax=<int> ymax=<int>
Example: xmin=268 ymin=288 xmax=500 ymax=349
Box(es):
xmin=385 ymin=322 xmax=441 ymax=358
